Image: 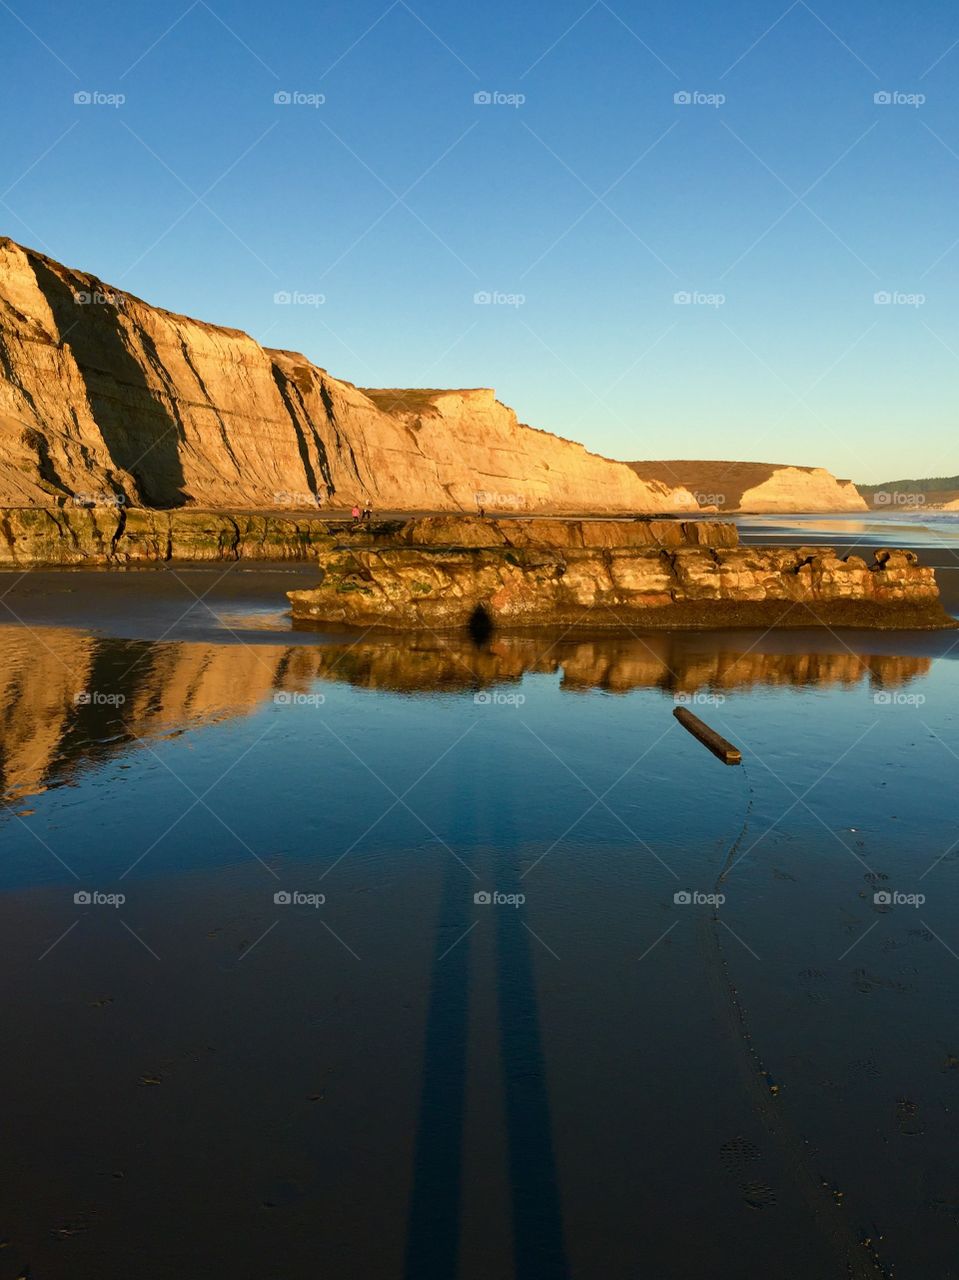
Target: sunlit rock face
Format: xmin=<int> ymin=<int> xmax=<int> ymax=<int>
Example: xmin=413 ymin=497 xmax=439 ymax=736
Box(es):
xmin=287 ymin=518 xmax=952 ymax=631
xmin=627 ymin=461 xmax=868 ymax=513
xmin=0 ymin=237 xmax=699 ymax=515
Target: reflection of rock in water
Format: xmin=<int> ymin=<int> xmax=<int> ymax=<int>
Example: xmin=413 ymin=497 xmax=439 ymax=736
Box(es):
xmin=306 ymin=632 xmax=933 ymax=697
xmin=0 ymin=625 xmax=933 ymax=801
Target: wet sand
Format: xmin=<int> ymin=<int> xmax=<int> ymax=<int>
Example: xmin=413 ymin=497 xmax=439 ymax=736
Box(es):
xmin=1 ymin=517 xmax=958 ymax=1278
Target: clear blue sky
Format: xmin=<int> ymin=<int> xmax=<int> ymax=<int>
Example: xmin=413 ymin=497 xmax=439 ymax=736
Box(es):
xmin=2 ymin=0 xmax=957 ymax=482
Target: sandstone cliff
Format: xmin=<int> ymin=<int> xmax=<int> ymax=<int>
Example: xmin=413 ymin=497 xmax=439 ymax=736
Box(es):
xmin=628 ymin=461 xmax=867 ymax=512
xmin=288 ymin=517 xmax=950 ymax=631
xmin=0 ymin=238 xmax=698 ymax=515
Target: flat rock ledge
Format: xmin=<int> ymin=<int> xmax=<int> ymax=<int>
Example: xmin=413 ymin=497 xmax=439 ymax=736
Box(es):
xmin=287 ymin=517 xmax=956 ymax=632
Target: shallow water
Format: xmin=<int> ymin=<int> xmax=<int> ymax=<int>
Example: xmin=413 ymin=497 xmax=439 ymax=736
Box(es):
xmin=1 ymin=561 xmax=958 ymax=1278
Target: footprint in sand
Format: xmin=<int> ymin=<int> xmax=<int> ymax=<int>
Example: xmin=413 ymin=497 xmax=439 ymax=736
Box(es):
xmin=719 ymin=1136 xmax=761 ymax=1176
xmin=741 ymin=1180 xmax=778 ymax=1209
xmin=896 ymin=1097 xmax=924 ymax=1136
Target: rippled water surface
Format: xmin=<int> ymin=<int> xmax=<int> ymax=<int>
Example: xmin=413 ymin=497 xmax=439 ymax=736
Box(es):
xmin=1 ymin=562 xmax=958 ymax=1279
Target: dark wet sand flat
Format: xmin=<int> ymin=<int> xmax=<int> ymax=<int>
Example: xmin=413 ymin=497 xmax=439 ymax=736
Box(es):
xmin=0 ymin=528 xmax=958 ymax=1278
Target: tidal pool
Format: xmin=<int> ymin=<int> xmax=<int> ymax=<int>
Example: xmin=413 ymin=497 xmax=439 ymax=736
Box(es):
xmin=0 ymin=565 xmax=957 ymax=1278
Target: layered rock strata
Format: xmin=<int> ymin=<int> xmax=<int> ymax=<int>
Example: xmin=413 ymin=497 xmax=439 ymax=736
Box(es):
xmin=287 ymin=517 xmax=953 ymax=631
xmin=0 ymin=238 xmax=697 ymax=514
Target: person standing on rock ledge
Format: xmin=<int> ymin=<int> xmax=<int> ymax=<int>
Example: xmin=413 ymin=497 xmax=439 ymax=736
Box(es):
xmin=351 ymin=503 xmax=360 ymax=524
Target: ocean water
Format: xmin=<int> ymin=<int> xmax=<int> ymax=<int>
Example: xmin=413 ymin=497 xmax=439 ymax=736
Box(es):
xmin=736 ymin=508 xmax=959 ymax=550
xmin=0 ymin=557 xmax=958 ymax=1278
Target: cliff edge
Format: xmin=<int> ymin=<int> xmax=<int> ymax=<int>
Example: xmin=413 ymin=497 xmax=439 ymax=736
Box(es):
xmin=628 ymin=460 xmax=867 ymax=513
xmin=0 ymin=238 xmax=697 ymax=514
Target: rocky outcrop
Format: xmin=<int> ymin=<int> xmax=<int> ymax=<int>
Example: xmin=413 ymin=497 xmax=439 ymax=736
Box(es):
xmin=628 ymin=461 xmax=868 ymax=512
xmin=0 ymin=508 xmax=740 ymax=566
xmin=0 ymin=506 xmax=352 ymax=565
xmin=0 ymin=238 xmax=698 ymax=514
xmin=288 ymin=517 xmax=952 ymax=631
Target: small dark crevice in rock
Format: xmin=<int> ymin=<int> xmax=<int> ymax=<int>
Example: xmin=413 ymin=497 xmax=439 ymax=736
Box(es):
xmin=110 ymin=504 xmax=127 ymax=560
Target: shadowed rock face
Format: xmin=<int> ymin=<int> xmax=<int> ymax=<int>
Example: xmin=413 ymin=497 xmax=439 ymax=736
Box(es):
xmin=0 ymin=624 xmax=932 ymax=801
xmin=0 ymin=237 xmax=699 ymax=514
xmin=288 ymin=517 xmax=953 ymax=631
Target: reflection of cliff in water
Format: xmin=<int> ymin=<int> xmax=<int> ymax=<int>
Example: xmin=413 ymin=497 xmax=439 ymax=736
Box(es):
xmin=0 ymin=626 xmax=932 ymax=801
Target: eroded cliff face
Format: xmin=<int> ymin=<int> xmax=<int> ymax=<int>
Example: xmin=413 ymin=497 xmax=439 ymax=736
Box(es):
xmin=628 ymin=461 xmax=868 ymax=513
xmin=0 ymin=238 xmax=698 ymax=514
xmin=287 ymin=517 xmax=951 ymax=631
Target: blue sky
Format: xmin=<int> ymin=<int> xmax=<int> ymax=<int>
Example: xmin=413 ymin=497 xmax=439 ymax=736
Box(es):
xmin=2 ymin=0 xmax=957 ymax=482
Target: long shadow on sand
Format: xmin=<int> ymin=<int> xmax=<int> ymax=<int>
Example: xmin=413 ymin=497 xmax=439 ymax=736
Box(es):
xmin=403 ymin=775 xmax=568 ymax=1278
